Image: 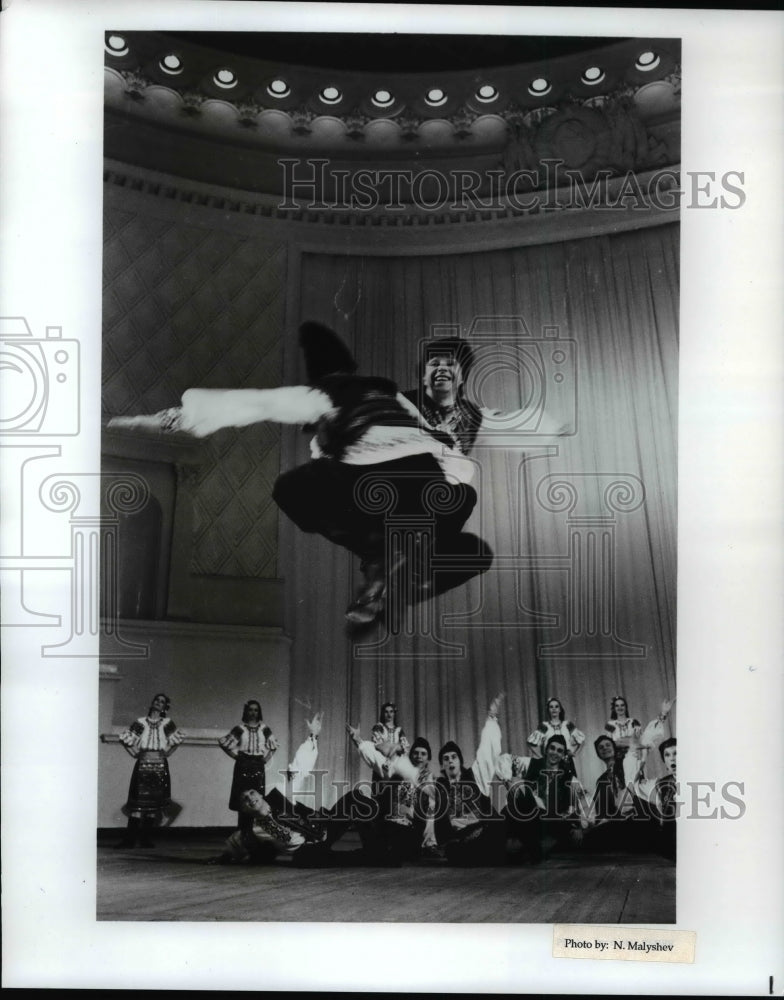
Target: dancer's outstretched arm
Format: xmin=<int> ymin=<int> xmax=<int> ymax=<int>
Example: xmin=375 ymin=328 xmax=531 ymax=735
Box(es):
xmin=287 ymin=712 xmax=323 ymax=784
xmin=109 ymin=385 xmax=334 ymax=439
xmin=471 ymin=692 xmax=505 ymax=797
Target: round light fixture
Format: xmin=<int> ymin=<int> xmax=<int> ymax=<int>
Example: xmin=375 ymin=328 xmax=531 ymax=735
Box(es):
xmin=159 ymin=54 xmax=183 ymax=76
xmin=319 ymin=86 xmax=342 ymax=105
xmin=528 ymin=77 xmax=552 ymax=96
xmin=267 ymin=79 xmax=290 ymax=98
xmin=581 ymin=66 xmax=605 ymax=85
xmin=475 ymin=84 xmax=499 ymax=103
xmin=372 ymin=89 xmax=394 ymax=108
xmin=635 ymin=51 xmax=660 ymax=72
xmin=214 ymin=68 xmax=238 ymax=89
xmin=105 ymin=34 xmax=129 ymax=57
xmin=425 ymin=88 xmax=447 ymax=107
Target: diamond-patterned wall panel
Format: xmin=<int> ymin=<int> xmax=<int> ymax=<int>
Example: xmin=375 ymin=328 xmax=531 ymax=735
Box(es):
xmin=102 ymin=202 xmax=287 ymax=579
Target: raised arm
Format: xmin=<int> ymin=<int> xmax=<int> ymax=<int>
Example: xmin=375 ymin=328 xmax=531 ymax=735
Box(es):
xmin=640 ymin=698 xmax=675 ymax=753
xmin=287 ymin=713 xmax=323 ymax=784
xmin=471 ymin=692 xmax=505 ymax=797
xmin=346 ymin=724 xmax=390 ymax=774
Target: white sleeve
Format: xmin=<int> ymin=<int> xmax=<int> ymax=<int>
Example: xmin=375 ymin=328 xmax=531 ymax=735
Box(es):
xmin=356 ymin=740 xmax=387 ymax=773
xmin=632 ymin=776 xmax=659 ymax=804
xmin=180 ymin=386 xmax=333 ymax=438
xmin=391 ymin=754 xmax=420 ymax=784
xmin=289 ymin=735 xmax=318 ymax=779
xmin=641 ymin=716 xmax=670 ymax=749
xmin=289 ymin=735 xmax=319 ymax=800
xmin=471 ymin=715 xmax=502 ymax=797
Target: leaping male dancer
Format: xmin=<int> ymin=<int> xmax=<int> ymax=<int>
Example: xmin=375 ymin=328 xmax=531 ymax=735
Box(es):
xmin=110 ymin=323 xmax=493 ymax=625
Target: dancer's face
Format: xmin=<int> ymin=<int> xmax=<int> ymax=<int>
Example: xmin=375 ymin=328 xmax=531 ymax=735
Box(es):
xmin=245 ymin=703 xmax=260 ymax=723
xmin=382 ymin=705 xmax=396 ymax=724
xmin=545 ymin=741 xmax=567 ymax=768
xmin=410 ymin=746 xmax=430 ymax=768
xmin=595 ymin=738 xmax=615 ymax=763
xmin=441 ymin=750 xmax=462 ymax=780
xmin=548 ymin=699 xmax=562 ymax=719
xmin=663 ymin=746 xmax=677 ymax=776
xmin=240 ymin=790 xmax=269 ymax=815
xmin=613 ymin=698 xmax=628 ymax=717
xmin=423 ymin=353 xmax=463 ymax=395
xmin=150 ymin=694 xmax=168 ymax=714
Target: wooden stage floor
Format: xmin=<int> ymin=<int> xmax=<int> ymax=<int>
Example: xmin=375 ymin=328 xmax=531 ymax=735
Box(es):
xmin=97 ymin=831 xmax=675 ymax=924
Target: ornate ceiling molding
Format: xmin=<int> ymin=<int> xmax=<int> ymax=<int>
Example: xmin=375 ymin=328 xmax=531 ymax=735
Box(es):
xmin=105 ymin=33 xmax=680 ymax=154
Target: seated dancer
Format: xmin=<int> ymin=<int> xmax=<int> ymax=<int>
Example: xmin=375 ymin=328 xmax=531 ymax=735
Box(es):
xmin=497 ymin=735 xmax=584 ymax=863
xmin=433 ymin=694 xmax=508 ymax=866
xmin=115 ymin=693 xmax=185 ymax=848
xmin=408 ymin=737 xmax=441 ymax=855
xmin=218 ymin=699 xmax=278 ymax=833
xmin=577 ymin=734 xmax=653 ymax=852
xmin=605 ymin=696 xmax=674 ymax=786
xmin=108 ymin=323 xmax=489 ymax=626
xmin=266 ymin=718 xmax=430 ymax=866
xmin=526 ymin=696 xmax=586 ymax=782
xmin=336 ymin=722 xmax=435 ymax=864
xmin=206 ymin=788 xmax=331 ymax=867
xmin=632 ymin=737 xmax=677 ymax=860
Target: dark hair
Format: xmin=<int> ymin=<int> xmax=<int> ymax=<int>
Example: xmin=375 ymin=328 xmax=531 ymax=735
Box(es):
xmin=371 ymin=723 xmax=385 ymax=735
xmin=149 ymin=692 xmax=170 ymax=716
xmin=546 ymin=697 xmax=565 ymax=722
xmin=658 ymin=737 xmax=677 ymax=760
xmin=438 ymin=740 xmax=464 ymax=767
xmin=610 ymin=695 xmax=629 ymax=720
xmin=242 ymin=700 xmax=263 ymax=723
xmin=380 ymin=702 xmax=397 ymax=724
xmin=594 ymin=734 xmax=616 ymax=754
xmin=545 ymin=734 xmax=568 ymax=752
xmin=409 ymin=736 xmax=432 ymax=760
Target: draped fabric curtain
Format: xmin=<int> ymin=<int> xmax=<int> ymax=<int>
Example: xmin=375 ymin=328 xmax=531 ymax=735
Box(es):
xmin=280 ymin=223 xmax=678 ymax=802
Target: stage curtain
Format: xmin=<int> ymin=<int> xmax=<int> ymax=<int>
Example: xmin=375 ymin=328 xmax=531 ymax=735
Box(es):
xmin=279 ymin=222 xmax=678 ymax=803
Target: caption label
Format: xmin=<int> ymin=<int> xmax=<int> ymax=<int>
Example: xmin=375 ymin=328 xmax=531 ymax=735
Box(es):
xmin=553 ymin=925 xmax=696 ymax=964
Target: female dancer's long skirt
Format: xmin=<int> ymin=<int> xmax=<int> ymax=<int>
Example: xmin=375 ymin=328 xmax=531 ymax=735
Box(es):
xmin=229 ymin=753 xmax=267 ymax=811
xmin=126 ymin=750 xmax=171 ymax=820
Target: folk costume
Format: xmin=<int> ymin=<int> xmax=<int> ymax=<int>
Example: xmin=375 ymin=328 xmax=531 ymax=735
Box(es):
xmin=219 ymin=721 xmax=277 ymax=813
xmin=116 ymin=709 xmax=184 ymax=847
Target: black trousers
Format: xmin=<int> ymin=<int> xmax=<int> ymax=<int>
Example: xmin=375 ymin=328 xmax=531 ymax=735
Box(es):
xmin=440 ymin=819 xmax=507 ymax=867
xmin=504 ymin=784 xmax=578 ymax=861
xmin=273 ymin=455 xmax=492 ymax=597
